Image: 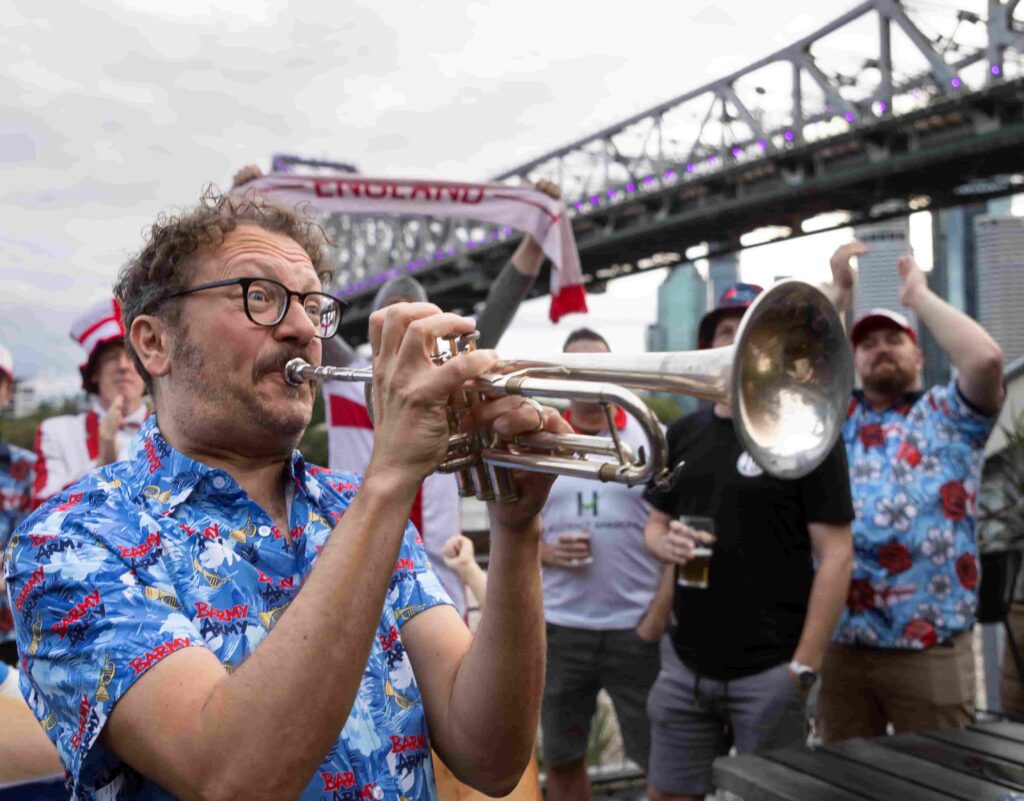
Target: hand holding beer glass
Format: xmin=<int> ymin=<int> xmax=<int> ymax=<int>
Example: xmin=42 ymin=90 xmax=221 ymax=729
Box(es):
xmin=667 ymin=515 xmax=715 ymax=589
xmin=553 ymin=526 xmax=594 ymax=568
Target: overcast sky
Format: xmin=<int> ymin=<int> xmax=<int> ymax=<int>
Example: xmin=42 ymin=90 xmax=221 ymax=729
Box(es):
xmin=0 ymin=0 xmax=968 ymax=397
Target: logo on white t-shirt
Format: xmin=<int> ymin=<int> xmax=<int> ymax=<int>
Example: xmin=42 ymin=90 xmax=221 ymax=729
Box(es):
xmin=736 ymin=451 xmax=764 ymax=478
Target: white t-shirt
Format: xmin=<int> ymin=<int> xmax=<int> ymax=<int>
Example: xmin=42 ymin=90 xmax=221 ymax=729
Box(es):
xmin=540 ymin=412 xmax=663 ymax=630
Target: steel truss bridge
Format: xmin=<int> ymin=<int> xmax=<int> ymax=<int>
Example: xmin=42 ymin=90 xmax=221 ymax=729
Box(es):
xmin=280 ymin=0 xmax=1024 ymax=343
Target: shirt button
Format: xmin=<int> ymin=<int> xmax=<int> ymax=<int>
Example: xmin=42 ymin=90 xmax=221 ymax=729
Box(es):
xmin=258 ymin=525 xmax=272 ymax=537
xmin=372 ymin=788 xmax=384 ymax=800
xmin=211 ymin=476 xmax=227 ymax=490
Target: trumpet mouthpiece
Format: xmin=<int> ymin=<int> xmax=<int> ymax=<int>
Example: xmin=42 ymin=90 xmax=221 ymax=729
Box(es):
xmin=284 ymin=358 xmax=309 ymax=386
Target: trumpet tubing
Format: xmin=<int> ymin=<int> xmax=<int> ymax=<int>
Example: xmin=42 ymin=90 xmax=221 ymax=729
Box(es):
xmin=285 ymin=280 xmax=853 ymax=503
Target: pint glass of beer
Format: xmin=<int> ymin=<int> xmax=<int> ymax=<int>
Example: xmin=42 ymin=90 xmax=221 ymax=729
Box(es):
xmin=676 ymin=515 xmax=714 ymax=589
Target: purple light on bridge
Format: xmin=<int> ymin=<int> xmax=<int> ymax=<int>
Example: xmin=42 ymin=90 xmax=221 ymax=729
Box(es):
xmin=643 ymin=176 xmax=655 ymax=186
xmin=878 ymin=101 xmax=887 ymax=113
xmin=992 ymin=64 xmax=1002 ymax=76
xmin=625 ymin=182 xmax=636 ymax=193
xmin=607 ymin=188 xmax=618 ymax=199
xmin=731 ymin=147 xmax=742 ymax=157
xmin=756 ymin=139 xmax=767 ymax=150
xmin=434 ymin=251 xmax=445 ymax=260
xmin=844 ymin=112 xmax=856 ymax=122
xmin=466 ymin=240 xmax=476 ymax=249
xmin=502 ymin=226 xmax=513 ymax=236
xmin=951 ymin=77 xmax=962 ymax=88
xmin=589 ymin=195 xmax=601 ymax=205
xmin=708 ymin=155 xmax=719 ymax=165
xmin=574 ymin=201 xmax=584 ymax=211
xmin=686 ymin=163 xmax=695 ymax=173
xmin=784 ymin=130 xmax=795 ymax=142
xmin=663 ymin=169 xmax=676 ymax=179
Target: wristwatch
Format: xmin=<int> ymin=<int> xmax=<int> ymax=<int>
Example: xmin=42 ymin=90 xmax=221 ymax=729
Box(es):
xmin=789 ymin=659 xmax=818 ymax=691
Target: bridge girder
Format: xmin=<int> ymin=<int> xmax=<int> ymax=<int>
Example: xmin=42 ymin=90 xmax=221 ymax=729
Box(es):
xmin=278 ymin=0 xmax=1024 ymax=344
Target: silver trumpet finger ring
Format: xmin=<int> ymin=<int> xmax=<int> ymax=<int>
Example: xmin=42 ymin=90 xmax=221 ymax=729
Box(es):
xmin=523 ymin=398 xmax=546 ymax=432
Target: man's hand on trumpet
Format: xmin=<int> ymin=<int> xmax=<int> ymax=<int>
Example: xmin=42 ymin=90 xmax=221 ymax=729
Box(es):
xmin=363 ymin=301 xmax=567 ymax=529
xmin=365 ymin=302 xmax=493 ymax=487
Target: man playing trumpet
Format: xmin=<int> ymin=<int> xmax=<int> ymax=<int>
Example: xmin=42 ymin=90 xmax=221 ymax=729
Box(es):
xmin=5 ymin=188 xmax=568 ymax=801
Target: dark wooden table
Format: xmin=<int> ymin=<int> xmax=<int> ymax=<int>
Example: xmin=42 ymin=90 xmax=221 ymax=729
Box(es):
xmin=713 ymin=720 xmax=1024 ymax=800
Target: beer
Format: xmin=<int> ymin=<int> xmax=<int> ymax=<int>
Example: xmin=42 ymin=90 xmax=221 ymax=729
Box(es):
xmin=677 ymin=547 xmax=712 ymax=589
xmin=676 ymin=514 xmax=714 ymax=589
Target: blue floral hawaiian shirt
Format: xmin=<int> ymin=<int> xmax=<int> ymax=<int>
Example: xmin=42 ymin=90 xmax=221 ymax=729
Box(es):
xmin=835 ymin=379 xmax=997 ymax=649
xmin=5 ymin=415 xmax=451 ymax=801
xmin=1 ymin=442 xmax=35 ymax=646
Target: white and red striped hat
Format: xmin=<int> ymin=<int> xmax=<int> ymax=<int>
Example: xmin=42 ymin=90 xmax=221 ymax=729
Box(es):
xmin=70 ymin=297 xmax=127 ymax=392
xmin=0 ymin=344 xmax=13 ymax=384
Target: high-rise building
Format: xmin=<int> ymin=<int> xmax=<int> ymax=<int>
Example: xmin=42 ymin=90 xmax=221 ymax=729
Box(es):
xmin=646 ymin=263 xmax=707 ymax=353
xmin=975 ymin=215 xmax=1024 ymax=364
xmin=708 ymin=251 xmax=739 ymax=303
xmin=646 ymin=263 xmax=708 ymax=416
xmin=852 ymin=219 xmax=916 ymax=333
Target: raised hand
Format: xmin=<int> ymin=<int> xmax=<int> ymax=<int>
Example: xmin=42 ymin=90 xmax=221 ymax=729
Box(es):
xmin=897 ymin=254 xmax=929 ymax=309
xmin=829 ymin=240 xmax=866 ymax=291
xmin=98 ymin=394 xmax=124 ymax=465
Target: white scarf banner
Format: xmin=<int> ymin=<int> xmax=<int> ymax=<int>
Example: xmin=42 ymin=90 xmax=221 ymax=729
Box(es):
xmin=245 ymin=173 xmax=588 ymax=322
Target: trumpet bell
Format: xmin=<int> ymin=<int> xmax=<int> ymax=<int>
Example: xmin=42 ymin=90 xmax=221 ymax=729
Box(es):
xmin=732 ymin=280 xmax=854 ymax=479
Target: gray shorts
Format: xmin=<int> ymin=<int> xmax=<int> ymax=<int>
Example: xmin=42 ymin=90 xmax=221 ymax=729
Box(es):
xmin=646 ymin=637 xmax=808 ymax=797
xmin=541 ymin=623 xmax=661 ymax=770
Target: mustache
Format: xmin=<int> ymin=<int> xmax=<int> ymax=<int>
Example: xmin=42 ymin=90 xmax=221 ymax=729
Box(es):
xmin=871 ymin=354 xmax=896 ymax=368
xmin=252 ymin=348 xmax=314 ymax=383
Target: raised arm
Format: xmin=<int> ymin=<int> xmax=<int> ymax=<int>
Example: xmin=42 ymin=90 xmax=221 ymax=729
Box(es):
xmin=475 ymin=179 xmax=562 ymax=349
xmin=401 ymin=403 xmax=570 ymax=795
xmin=824 ymin=239 xmax=865 ymax=322
xmin=898 ymin=255 xmax=1004 ymax=414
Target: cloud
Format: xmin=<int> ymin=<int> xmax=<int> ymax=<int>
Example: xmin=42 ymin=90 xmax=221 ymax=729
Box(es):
xmin=0 ymin=0 xmax=874 ymax=399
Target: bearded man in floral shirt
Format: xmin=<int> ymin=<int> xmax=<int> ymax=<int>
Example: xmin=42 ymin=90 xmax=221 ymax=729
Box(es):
xmin=819 ymin=241 xmax=1005 ymax=742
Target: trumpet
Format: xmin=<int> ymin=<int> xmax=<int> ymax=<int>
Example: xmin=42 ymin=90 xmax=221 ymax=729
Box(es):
xmin=286 ymin=280 xmax=853 ymax=503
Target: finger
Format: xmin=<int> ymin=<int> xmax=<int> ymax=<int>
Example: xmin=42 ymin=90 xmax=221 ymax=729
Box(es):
xmin=394 ymin=311 xmax=478 ymax=371
xmin=490 ymin=399 xmax=551 ymax=437
xmin=375 ymin=302 xmax=445 ymax=361
xmin=422 ymin=349 xmax=499 ymax=398
xmin=474 ymin=396 xmax=550 ymax=433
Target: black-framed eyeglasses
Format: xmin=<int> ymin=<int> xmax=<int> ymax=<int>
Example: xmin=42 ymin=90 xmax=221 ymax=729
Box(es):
xmin=163 ymin=277 xmax=345 ymax=339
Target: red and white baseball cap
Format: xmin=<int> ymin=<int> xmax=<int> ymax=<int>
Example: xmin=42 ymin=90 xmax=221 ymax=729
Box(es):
xmin=0 ymin=344 xmax=13 ymax=384
xmin=850 ymin=308 xmax=917 ymax=347
xmin=70 ymin=298 xmax=127 ymax=392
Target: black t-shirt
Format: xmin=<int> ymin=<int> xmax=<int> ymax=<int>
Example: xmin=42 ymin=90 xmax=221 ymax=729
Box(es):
xmin=643 ymin=406 xmax=853 ymax=680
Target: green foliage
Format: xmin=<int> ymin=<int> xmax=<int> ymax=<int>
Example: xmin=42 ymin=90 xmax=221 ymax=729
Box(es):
xmin=297 ymin=389 xmax=328 ymax=467
xmin=643 ymin=394 xmax=686 ymax=425
xmin=1 ymin=397 xmax=82 ymax=451
xmin=585 ymin=697 xmax=618 ymax=767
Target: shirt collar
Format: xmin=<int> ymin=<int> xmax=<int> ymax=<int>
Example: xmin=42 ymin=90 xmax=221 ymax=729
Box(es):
xmin=851 ymin=388 xmax=925 ymax=415
xmin=127 ymin=414 xmax=309 ymax=512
